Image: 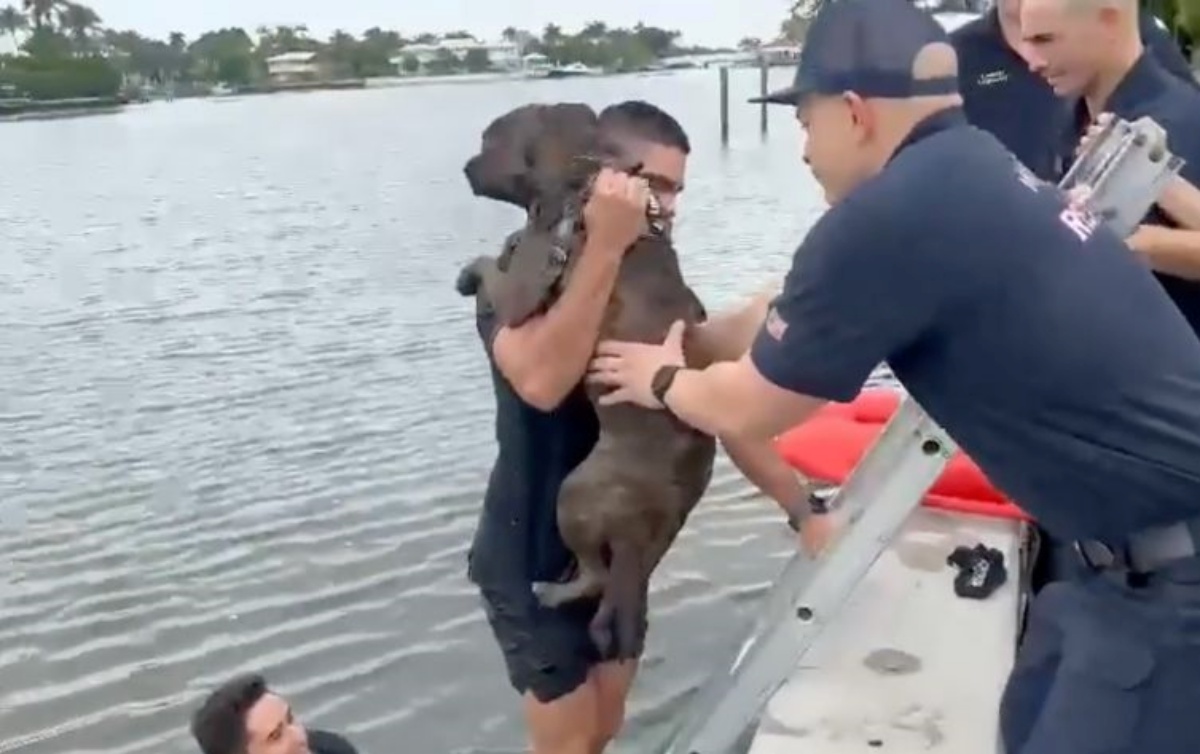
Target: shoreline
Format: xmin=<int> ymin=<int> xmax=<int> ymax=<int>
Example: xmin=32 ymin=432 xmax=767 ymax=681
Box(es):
xmin=0 ymin=96 xmax=127 ymax=123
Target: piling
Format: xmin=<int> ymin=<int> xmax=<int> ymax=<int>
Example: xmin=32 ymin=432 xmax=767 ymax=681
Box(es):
xmin=719 ymin=66 xmax=730 ymax=145
xmin=759 ymin=61 xmax=769 ymax=136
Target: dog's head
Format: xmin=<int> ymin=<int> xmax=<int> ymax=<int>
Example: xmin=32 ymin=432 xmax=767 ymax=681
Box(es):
xmin=463 ymin=103 xmax=600 ymax=209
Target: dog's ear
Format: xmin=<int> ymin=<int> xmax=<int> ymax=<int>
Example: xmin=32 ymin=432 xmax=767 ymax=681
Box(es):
xmin=463 ymin=106 xmax=545 ymax=209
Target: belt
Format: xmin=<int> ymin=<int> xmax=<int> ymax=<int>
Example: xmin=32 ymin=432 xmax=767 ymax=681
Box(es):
xmin=1074 ymin=515 xmax=1200 ymax=574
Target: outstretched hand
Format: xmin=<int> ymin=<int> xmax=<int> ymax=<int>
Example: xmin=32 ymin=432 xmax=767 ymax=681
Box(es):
xmin=588 ymin=320 xmax=687 ymax=408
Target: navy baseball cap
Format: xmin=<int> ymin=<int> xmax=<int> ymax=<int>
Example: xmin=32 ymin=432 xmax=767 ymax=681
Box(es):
xmin=750 ymin=0 xmax=959 ymax=106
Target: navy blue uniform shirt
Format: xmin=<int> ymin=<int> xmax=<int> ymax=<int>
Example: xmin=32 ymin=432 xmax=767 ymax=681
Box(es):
xmin=467 ymin=311 xmax=598 ymax=586
xmin=751 ymin=108 xmax=1200 ymax=543
xmin=953 ymin=11 xmax=1064 ymax=179
xmin=1058 ymin=52 xmax=1200 ymax=337
xmin=953 ymin=9 xmax=1195 ymax=180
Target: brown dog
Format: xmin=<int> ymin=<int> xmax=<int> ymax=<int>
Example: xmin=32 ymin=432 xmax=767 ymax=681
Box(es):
xmin=457 ymin=103 xmax=717 ymax=658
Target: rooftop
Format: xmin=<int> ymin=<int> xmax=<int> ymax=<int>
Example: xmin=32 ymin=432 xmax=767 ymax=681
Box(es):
xmin=265 ymin=51 xmax=318 ymax=64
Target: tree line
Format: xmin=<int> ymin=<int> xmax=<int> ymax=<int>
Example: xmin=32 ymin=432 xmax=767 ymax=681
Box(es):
xmin=0 ymin=1 xmax=724 ymax=101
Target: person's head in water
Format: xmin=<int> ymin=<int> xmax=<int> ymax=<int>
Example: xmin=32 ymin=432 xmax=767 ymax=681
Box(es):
xmin=191 ymin=674 xmax=309 ymax=754
xmin=1020 ymin=0 xmax=1142 ymax=97
xmin=596 ymin=100 xmax=691 ymax=228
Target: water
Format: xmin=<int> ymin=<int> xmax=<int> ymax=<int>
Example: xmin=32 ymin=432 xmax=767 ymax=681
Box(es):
xmin=0 ymin=68 xmax=864 ymax=754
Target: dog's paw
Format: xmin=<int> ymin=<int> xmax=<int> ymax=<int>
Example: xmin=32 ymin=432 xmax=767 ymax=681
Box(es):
xmin=589 ymin=622 xmax=614 ymax=657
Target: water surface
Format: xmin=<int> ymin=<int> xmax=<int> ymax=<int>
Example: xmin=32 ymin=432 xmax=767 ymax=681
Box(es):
xmin=0 ymin=67 xmax=849 ymax=754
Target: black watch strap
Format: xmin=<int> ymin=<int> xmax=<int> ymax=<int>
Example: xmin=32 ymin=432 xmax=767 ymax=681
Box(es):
xmin=651 ymin=365 xmax=682 ymax=407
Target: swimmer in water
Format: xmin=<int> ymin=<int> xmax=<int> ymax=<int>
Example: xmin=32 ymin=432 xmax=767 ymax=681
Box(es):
xmin=190 ymin=673 xmax=357 ymax=754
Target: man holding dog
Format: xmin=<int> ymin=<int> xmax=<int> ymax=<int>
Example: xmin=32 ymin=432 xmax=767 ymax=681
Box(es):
xmin=468 ymin=100 xmax=821 ymax=754
xmin=587 ymin=0 xmax=1200 ymax=751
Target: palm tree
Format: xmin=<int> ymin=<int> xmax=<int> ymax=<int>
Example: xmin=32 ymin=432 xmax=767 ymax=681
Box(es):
xmin=56 ymin=1 xmax=99 ymax=52
xmin=21 ymin=0 xmax=59 ymax=30
xmin=0 ymin=4 xmax=27 ymax=47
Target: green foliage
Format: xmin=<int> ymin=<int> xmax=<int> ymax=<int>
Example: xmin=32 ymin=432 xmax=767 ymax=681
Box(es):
xmin=2 ymin=0 xmax=741 ymax=98
xmin=0 ymin=52 xmax=119 ymax=98
xmin=523 ymin=21 xmax=685 ymax=71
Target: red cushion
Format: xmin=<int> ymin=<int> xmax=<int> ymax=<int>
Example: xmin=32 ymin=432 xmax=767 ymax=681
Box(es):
xmin=774 ymin=389 xmax=1029 ymax=521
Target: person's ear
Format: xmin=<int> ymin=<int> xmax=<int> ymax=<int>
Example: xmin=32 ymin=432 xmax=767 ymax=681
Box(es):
xmin=843 ymin=91 xmax=874 ymax=143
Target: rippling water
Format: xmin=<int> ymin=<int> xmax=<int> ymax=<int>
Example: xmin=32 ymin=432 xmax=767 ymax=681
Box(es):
xmin=0 ymin=68 xmax=877 ymax=754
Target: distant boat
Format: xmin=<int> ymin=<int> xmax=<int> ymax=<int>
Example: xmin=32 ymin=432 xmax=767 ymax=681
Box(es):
xmin=536 ymin=62 xmax=604 ymax=79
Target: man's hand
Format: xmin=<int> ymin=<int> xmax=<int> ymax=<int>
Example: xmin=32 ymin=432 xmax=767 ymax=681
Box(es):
xmin=588 ymin=320 xmax=687 ymax=408
xmin=689 ymin=286 xmax=779 ymax=367
xmin=798 ymin=513 xmax=838 ymax=557
xmin=584 ymin=168 xmax=651 ymax=255
xmin=1126 ymin=224 xmax=1171 ymax=255
xmin=1075 ymin=111 xmax=1113 ymax=157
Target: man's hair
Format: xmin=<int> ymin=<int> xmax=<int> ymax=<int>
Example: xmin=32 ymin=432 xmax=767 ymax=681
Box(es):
xmin=597 ymin=100 xmax=691 ymax=157
xmin=191 ymin=673 xmax=270 ymax=754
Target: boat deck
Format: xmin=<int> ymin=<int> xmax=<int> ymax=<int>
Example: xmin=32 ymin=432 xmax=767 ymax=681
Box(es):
xmin=749 ymin=508 xmax=1028 ymax=753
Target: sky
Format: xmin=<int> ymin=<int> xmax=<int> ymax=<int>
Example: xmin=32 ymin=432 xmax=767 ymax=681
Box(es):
xmin=83 ymin=0 xmax=793 ymax=48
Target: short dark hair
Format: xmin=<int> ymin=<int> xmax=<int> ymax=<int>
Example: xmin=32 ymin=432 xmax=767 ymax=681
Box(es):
xmin=597 ymin=100 xmax=691 ymax=156
xmin=191 ymin=673 xmax=269 ymax=754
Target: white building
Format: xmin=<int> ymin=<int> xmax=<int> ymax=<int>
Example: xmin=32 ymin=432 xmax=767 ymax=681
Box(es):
xmin=391 ymin=37 xmax=521 ymax=72
xmin=265 ymin=51 xmax=322 ymax=82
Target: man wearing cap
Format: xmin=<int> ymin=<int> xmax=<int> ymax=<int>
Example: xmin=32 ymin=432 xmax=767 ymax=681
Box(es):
xmin=585 ymin=0 xmax=1200 ymax=751
xmin=952 ymin=0 xmax=1195 ymax=180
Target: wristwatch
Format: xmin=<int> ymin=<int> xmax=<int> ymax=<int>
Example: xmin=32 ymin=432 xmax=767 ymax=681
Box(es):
xmin=651 ymin=365 xmax=682 ymax=408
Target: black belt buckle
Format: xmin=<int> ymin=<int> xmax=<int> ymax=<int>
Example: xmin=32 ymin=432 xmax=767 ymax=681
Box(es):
xmin=1074 ymin=539 xmax=1120 ymax=571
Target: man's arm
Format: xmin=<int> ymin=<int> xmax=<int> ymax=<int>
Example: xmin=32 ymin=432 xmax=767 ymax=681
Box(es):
xmin=691 ymin=285 xmax=816 ymax=524
xmin=1129 ymin=226 xmax=1200 ymax=280
xmin=1129 ymin=130 xmax=1200 ymax=280
xmin=721 ymin=433 xmax=809 ymax=514
xmin=1156 ymin=176 xmax=1200 ymax=230
xmin=688 ymin=285 xmax=779 ymax=365
xmin=492 ymin=169 xmax=649 ymax=411
xmin=661 ymin=187 xmax=947 ymax=441
xmin=492 ymin=238 xmax=623 ymax=411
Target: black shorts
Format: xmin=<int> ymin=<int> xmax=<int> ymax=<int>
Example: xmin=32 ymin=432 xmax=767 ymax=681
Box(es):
xmin=478 ymin=582 xmax=645 ymax=703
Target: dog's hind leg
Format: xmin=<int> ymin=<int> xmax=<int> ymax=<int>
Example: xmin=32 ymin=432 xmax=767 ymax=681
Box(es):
xmin=532 ymin=552 xmax=606 ymax=607
xmin=603 ymin=540 xmax=650 ymax=660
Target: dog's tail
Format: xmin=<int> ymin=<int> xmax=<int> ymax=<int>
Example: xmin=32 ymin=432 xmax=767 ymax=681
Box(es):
xmin=455 ymin=258 xmax=485 ymax=297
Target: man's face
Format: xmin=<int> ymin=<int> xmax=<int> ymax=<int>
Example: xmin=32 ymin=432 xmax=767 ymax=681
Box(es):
xmin=1020 ymin=0 xmax=1114 ymax=95
xmin=243 ymin=693 xmax=309 ymax=754
xmin=634 ymin=142 xmax=687 ymax=229
xmin=797 ymin=94 xmax=876 ymax=205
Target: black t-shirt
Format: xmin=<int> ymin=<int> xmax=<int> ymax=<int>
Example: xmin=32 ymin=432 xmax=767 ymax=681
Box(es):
xmin=466 ymin=309 xmax=599 ymax=587
xmin=309 ymin=729 xmax=358 ymax=754
xmin=751 ymin=108 xmax=1200 ymax=542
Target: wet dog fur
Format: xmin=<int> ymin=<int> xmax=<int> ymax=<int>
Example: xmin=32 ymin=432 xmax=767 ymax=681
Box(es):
xmin=457 ymin=102 xmax=717 ymax=659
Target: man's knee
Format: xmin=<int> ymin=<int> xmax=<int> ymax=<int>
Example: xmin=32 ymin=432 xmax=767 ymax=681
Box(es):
xmin=524 ymin=680 xmax=606 ymax=754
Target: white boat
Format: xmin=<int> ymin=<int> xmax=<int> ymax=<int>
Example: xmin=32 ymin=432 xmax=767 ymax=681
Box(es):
xmin=539 ymin=62 xmax=604 ymax=79
xmin=747 ymin=506 xmax=1025 ymax=753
